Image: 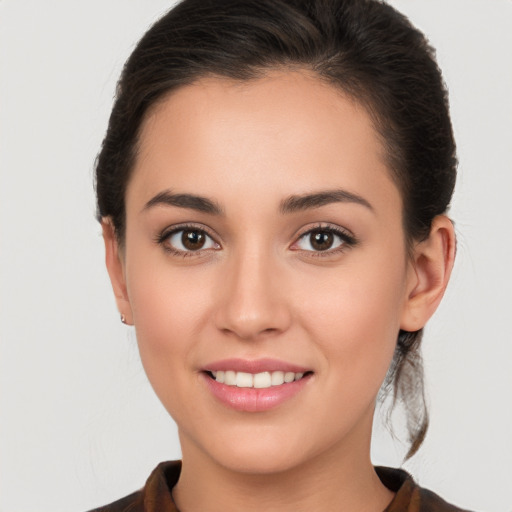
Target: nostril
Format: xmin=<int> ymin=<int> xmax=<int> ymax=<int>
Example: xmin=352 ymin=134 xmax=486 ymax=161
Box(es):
xmin=219 ymin=325 xmax=282 ymax=341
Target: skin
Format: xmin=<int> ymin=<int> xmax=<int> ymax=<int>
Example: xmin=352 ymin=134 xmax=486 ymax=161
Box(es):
xmin=103 ymin=70 xmax=455 ymax=512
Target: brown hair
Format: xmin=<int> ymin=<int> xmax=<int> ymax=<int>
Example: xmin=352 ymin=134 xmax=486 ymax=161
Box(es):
xmin=95 ymin=0 xmax=457 ymax=459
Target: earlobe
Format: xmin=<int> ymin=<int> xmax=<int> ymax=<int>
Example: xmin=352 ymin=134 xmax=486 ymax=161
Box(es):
xmin=400 ymin=215 xmax=456 ymax=332
xmin=101 ymin=219 xmax=133 ymax=325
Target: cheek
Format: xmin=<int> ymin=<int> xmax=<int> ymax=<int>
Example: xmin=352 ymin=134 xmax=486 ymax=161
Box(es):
xmin=294 ymin=250 xmax=407 ymax=392
xmin=124 ymin=253 xmax=214 ymax=391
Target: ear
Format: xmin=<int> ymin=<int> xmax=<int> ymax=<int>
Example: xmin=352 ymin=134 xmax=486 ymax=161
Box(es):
xmin=400 ymin=215 xmax=456 ymax=332
xmin=101 ymin=219 xmax=133 ymax=325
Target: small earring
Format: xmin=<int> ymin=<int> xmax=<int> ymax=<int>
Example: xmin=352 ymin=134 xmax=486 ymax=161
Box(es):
xmin=120 ymin=314 xmax=127 ymax=324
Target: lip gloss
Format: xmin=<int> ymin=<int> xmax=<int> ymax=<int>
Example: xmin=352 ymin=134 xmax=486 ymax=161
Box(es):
xmin=201 ymin=361 xmax=312 ymax=412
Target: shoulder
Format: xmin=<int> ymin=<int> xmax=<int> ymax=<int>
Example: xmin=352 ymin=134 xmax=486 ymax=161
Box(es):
xmin=87 ymin=490 xmax=143 ymax=512
xmin=86 ymin=461 xmax=181 ymax=512
xmin=376 ymin=466 xmax=475 ymax=512
xmin=417 ymin=487 xmax=475 ymax=512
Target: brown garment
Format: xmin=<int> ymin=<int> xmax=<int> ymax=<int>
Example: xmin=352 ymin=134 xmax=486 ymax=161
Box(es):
xmin=88 ymin=461 xmax=473 ymax=512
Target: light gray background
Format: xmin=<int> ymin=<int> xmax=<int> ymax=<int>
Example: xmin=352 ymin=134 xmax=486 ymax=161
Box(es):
xmin=1 ymin=1 xmax=511 ymax=511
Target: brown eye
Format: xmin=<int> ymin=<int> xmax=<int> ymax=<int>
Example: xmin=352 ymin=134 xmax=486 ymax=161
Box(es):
xmin=293 ymin=227 xmax=353 ymax=254
xmin=309 ymin=230 xmax=334 ymax=251
xmin=182 ymin=229 xmax=206 ymax=250
xmin=164 ymin=227 xmax=219 ymax=253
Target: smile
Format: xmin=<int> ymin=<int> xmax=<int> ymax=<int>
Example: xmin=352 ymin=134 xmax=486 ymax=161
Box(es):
xmin=210 ymin=370 xmax=306 ymax=388
xmin=202 ymin=358 xmax=313 ymax=412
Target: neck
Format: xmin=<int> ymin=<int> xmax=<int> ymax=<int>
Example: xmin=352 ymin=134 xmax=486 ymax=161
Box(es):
xmin=172 ymin=411 xmax=394 ymax=512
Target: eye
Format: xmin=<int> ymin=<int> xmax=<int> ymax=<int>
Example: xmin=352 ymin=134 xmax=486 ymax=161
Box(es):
xmin=293 ymin=226 xmax=356 ymax=253
xmin=161 ymin=226 xmax=220 ymax=254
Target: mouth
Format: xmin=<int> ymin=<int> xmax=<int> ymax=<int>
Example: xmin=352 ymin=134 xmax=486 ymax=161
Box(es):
xmin=205 ymin=370 xmax=313 ymax=389
xmin=201 ymin=358 xmax=314 ymax=412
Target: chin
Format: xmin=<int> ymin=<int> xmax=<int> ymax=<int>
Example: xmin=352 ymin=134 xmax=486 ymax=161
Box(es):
xmin=185 ymin=425 xmax=315 ymax=476
xmin=215 ymin=447 xmax=308 ymax=476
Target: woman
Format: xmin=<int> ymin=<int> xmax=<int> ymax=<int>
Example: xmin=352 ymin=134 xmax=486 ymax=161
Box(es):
xmin=92 ymin=0 xmax=461 ymax=510
xmin=89 ymin=0 xmax=468 ymax=510
xmin=3 ymin=2 xmax=511 ymax=511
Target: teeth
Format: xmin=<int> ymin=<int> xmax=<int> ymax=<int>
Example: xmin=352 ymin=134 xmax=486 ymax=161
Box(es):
xmin=253 ymin=372 xmax=271 ymax=388
xmin=284 ymin=372 xmax=295 ymax=383
xmin=212 ymin=370 xmax=307 ymax=388
xmin=224 ymin=370 xmax=236 ymax=386
xmin=271 ymin=371 xmax=284 ymax=386
xmin=235 ymin=371 xmax=253 ymax=388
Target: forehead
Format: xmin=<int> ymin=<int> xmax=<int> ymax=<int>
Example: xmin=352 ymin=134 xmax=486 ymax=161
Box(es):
xmin=129 ymin=70 xmax=400 ymax=214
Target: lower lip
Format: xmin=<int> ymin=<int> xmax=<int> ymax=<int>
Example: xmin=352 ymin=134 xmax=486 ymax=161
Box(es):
xmin=202 ymin=373 xmax=312 ymax=412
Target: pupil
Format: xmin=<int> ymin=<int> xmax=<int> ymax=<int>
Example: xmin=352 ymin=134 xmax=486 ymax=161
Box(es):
xmin=182 ymin=230 xmax=205 ymax=250
xmin=311 ymin=231 xmax=333 ymax=251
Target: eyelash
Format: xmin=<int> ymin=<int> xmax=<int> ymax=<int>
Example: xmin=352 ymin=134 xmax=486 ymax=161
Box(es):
xmin=292 ymin=224 xmax=358 ymax=258
xmin=155 ymin=223 xmax=220 ymax=258
xmin=155 ymin=223 xmax=358 ymax=258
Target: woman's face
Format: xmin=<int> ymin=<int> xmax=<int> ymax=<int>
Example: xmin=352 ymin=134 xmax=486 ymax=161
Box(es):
xmin=113 ymin=71 xmax=418 ymax=473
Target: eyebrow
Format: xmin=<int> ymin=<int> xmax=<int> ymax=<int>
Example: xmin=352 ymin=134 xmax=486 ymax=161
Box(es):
xmin=143 ymin=190 xmax=223 ymax=215
xmin=279 ymin=189 xmax=373 ymax=214
xmin=143 ymin=188 xmax=372 ymax=216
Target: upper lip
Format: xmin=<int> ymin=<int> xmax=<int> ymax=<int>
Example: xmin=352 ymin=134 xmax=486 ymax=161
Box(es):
xmin=203 ymin=358 xmax=311 ymax=374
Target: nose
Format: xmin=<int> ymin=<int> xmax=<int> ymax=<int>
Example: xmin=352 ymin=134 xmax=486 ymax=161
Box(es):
xmin=214 ymin=247 xmax=292 ymax=341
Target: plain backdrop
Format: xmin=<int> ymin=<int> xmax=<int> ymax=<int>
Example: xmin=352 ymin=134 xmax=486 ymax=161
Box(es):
xmin=1 ymin=1 xmax=511 ymax=511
